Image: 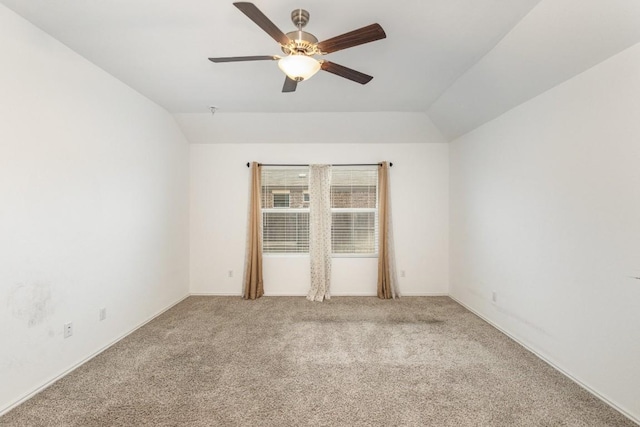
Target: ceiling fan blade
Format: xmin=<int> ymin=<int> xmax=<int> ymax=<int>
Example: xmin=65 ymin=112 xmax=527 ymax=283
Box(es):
xmin=233 ymin=2 xmax=291 ymax=46
xmin=282 ymin=77 xmax=298 ymax=93
xmin=208 ymin=55 xmax=279 ymax=63
xmin=317 ymin=23 xmax=386 ymax=54
xmin=320 ymin=61 xmax=373 ymax=85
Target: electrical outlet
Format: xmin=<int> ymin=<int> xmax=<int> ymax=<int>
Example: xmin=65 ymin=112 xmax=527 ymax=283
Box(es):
xmin=64 ymin=322 xmax=73 ymax=338
xmin=492 ymin=291 xmax=497 ymax=303
xmin=400 ymin=270 xmax=406 ymax=278
xmin=228 ymin=270 xmax=233 ymax=278
xmin=99 ymin=308 xmax=107 ymax=321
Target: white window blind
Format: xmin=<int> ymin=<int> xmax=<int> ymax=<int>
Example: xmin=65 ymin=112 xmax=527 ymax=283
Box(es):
xmin=262 ymin=168 xmax=309 ymax=254
xmin=330 ymin=168 xmax=378 ymax=255
xmin=261 ymin=166 xmax=378 ymax=255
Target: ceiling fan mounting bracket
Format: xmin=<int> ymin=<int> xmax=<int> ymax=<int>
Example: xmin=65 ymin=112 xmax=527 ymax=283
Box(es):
xmin=291 ymin=9 xmax=310 ymax=29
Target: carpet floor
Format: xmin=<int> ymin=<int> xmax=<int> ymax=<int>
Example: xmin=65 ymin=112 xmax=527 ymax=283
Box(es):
xmin=1 ymin=296 xmax=636 ymax=426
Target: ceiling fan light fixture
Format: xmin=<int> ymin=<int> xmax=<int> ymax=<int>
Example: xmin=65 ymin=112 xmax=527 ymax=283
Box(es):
xmin=278 ymin=54 xmax=320 ymax=82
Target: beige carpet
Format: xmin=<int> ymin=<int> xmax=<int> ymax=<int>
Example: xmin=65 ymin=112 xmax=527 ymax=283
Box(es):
xmin=1 ymin=296 xmax=636 ymax=426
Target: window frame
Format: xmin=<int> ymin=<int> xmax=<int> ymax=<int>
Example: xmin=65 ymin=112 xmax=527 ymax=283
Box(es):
xmin=261 ymin=166 xmax=378 ymax=258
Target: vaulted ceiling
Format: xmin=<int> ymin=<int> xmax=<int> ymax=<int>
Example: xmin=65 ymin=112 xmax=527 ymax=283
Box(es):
xmin=2 ymin=0 xmax=640 ymax=140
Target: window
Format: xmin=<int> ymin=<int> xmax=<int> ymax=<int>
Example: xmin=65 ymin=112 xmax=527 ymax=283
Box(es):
xmin=330 ymin=168 xmax=378 ymax=255
xmin=272 ymin=191 xmax=290 ymax=208
xmin=262 ymin=168 xmax=309 ymax=254
xmin=261 ymin=166 xmax=378 ymax=256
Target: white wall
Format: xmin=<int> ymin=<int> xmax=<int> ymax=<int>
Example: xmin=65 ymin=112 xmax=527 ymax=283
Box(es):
xmin=0 ymin=5 xmax=190 ymax=414
xmin=450 ymin=42 xmax=640 ymax=422
xmin=190 ymin=115 xmax=448 ymax=296
xmin=175 ymin=112 xmax=446 ymax=145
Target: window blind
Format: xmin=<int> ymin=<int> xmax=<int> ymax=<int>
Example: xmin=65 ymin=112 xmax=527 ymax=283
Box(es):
xmin=261 ymin=166 xmax=378 ymax=255
xmin=261 ymin=168 xmax=309 ymax=254
xmin=330 ymin=168 xmax=378 ymax=255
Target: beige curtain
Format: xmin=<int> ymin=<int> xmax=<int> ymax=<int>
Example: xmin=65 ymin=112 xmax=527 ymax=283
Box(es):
xmin=377 ymin=161 xmax=398 ymax=299
xmin=243 ymin=162 xmax=264 ymax=299
xmin=307 ymin=164 xmax=332 ymax=301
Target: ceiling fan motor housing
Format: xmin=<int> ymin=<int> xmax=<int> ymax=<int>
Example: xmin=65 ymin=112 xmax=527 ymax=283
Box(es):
xmin=282 ymin=30 xmax=318 ymax=55
xmin=280 ymin=9 xmax=318 ymax=55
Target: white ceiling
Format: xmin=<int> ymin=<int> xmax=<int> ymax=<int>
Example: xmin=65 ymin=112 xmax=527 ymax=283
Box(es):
xmin=428 ymin=0 xmax=640 ymax=139
xmin=2 ymin=0 xmax=640 ymax=140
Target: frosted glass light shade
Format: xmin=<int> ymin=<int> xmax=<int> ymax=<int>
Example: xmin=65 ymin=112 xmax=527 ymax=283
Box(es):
xmin=278 ymin=55 xmax=321 ymax=81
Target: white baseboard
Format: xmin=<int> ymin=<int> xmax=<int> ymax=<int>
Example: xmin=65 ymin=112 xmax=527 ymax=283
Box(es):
xmin=264 ymin=292 xmax=379 ymax=297
xmin=190 ymin=292 xmax=242 ymax=296
xmin=0 ymin=293 xmax=190 ymax=417
xmin=399 ymin=292 xmax=449 ymax=296
xmin=192 ymin=292 xmax=379 ymax=297
xmin=189 ymin=292 xmax=450 ymax=297
xmin=449 ymin=295 xmax=640 ymax=426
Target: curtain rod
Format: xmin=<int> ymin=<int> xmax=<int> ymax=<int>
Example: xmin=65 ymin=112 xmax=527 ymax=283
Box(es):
xmin=246 ymin=162 xmax=392 ymax=168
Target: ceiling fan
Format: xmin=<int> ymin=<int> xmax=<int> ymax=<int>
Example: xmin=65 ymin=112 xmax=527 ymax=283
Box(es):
xmin=208 ymin=2 xmax=387 ymax=92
